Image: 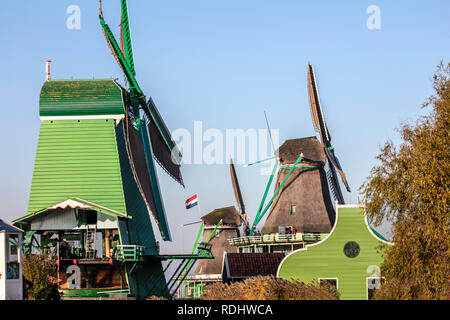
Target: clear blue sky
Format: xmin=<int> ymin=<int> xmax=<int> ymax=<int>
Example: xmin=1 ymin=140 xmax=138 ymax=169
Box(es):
xmin=0 ymin=0 xmax=448 ymax=253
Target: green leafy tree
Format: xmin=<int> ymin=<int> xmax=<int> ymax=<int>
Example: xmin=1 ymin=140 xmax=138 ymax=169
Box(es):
xmin=360 ymin=62 xmax=449 ymax=300
xmin=200 ymin=276 xmax=340 ymax=300
xmin=22 ymin=254 xmax=58 ymax=300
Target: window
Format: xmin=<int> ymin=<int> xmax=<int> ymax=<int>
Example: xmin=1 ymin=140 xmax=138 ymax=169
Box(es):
xmin=76 ymin=209 xmax=98 ymax=226
xmin=86 ymin=210 xmax=98 ymax=225
xmin=7 ymin=262 xmax=20 ymax=280
xmin=318 ymin=278 xmax=338 ymax=290
xmin=367 ymin=278 xmax=384 ymax=300
xmin=291 ymin=205 xmax=296 ymax=215
xmin=343 ymin=241 xmax=360 ymax=258
xmin=7 ymin=235 xmax=20 ymax=280
xmin=8 ymin=235 xmax=19 ymax=257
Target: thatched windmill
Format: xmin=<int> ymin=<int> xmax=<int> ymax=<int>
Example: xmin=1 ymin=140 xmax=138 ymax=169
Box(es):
xmin=194 ymin=158 xmax=247 ymax=276
xmin=261 ymin=137 xmax=336 ymax=234
xmin=254 ymin=63 xmax=350 ymax=235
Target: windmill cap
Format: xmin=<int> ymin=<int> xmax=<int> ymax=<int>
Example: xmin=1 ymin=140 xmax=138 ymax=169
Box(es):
xmin=276 ymin=137 xmax=326 ymax=165
xmin=201 ymin=206 xmax=241 ymax=226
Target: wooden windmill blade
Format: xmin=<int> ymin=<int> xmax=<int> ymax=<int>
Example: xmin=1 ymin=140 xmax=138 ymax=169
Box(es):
xmin=307 ymin=63 xmax=350 ymax=203
xmin=119 ymin=0 xmax=135 ymax=76
xmin=99 ymin=0 xmax=185 ymax=241
xmin=100 ymin=0 xmax=183 ymax=161
xmin=229 ymin=157 xmax=247 ymax=225
xmin=99 ymin=0 xmax=142 ymax=95
xmin=146 ymin=97 xmax=184 ymax=186
xmin=122 ymin=113 xmax=173 ymax=241
xmin=325 ymin=150 xmax=346 ymax=204
xmin=325 ymin=147 xmax=351 ymax=193
xmin=307 ymin=63 xmax=330 ymax=144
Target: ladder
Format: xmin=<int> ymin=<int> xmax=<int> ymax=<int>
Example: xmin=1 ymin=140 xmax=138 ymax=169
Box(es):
xmin=85 ymin=226 xmax=97 ymax=259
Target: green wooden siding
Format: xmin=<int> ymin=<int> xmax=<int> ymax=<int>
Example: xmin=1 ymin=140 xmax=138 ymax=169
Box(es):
xmin=39 ymin=79 xmax=125 ymax=117
xmin=27 ymin=119 xmax=127 ymax=215
xmin=277 ymin=206 xmax=391 ymax=300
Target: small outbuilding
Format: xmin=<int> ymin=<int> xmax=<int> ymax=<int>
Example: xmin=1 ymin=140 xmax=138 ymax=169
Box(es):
xmin=0 ymin=219 xmax=24 ymax=300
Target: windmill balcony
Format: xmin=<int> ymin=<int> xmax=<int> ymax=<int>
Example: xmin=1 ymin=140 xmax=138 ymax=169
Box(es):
xmin=114 ymin=245 xmax=145 ymax=262
xmin=228 ymin=232 xmax=328 ymax=247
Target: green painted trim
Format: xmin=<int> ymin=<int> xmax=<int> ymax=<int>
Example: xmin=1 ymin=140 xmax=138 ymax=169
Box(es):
xmin=205 ymin=220 xmax=223 ymax=243
xmin=120 ymin=0 xmax=135 ymax=75
xmin=369 ymin=225 xmax=389 ymax=243
xmin=279 ymin=166 xmax=319 ymax=170
xmin=181 ymin=223 xmax=204 ymax=276
xmin=244 ymin=156 xmax=276 ymax=167
xmin=250 ymin=161 xmax=278 ymax=235
xmin=61 ymin=288 xmax=119 ymax=298
xmin=252 ymin=154 xmax=303 ymax=234
xmin=99 ymin=13 xmax=142 ymax=94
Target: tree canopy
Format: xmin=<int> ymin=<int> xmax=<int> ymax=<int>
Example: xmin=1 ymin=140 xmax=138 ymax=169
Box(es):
xmin=360 ymin=62 xmax=449 ymax=300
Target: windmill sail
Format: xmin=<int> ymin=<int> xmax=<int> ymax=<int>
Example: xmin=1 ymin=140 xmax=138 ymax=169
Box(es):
xmin=119 ymin=0 xmax=135 ymax=76
xmin=99 ymin=0 xmax=184 ymax=243
xmin=307 ymin=63 xmax=351 ymax=204
xmin=307 ymin=64 xmax=330 ymax=144
xmin=122 ymin=114 xmax=171 ymax=239
xmin=99 ymin=1 xmax=142 ymax=94
xmin=229 ymin=157 xmax=247 ymax=225
xmin=147 ymin=115 xmax=184 ymax=186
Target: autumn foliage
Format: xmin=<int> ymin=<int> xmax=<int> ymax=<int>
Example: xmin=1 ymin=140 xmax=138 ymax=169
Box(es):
xmin=200 ymin=276 xmax=340 ymax=300
xmin=361 ymin=62 xmax=449 ymax=300
xmin=22 ymin=254 xmax=58 ymax=300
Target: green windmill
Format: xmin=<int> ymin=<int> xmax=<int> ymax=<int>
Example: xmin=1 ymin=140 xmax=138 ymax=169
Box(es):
xmin=14 ymin=0 xmax=213 ymax=300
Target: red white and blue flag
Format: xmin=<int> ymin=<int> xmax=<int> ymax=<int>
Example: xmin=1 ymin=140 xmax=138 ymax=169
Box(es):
xmin=185 ymin=194 xmax=199 ymax=209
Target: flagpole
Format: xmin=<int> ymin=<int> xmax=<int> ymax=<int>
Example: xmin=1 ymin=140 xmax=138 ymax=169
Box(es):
xmin=196 ymin=194 xmax=203 ymax=219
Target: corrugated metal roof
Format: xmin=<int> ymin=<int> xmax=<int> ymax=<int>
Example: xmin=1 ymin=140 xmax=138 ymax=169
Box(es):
xmin=39 ymin=79 xmax=125 ymax=117
xmin=26 ymin=119 xmax=127 ymax=216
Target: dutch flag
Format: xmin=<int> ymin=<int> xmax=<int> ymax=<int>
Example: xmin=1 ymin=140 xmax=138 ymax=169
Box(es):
xmin=185 ymin=194 xmax=199 ymax=209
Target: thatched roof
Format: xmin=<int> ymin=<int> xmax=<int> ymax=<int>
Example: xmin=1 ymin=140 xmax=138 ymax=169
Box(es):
xmin=201 ymin=206 xmax=241 ymax=227
xmin=276 ymin=137 xmax=326 ymax=165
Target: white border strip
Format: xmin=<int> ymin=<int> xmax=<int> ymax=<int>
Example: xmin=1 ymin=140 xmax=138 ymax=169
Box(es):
xmin=40 ymin=114 xmax=125 ymax=121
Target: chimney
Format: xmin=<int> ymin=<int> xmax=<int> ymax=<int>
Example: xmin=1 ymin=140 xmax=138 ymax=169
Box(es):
xmin=45 ymin=60 xmax=52 ymax=81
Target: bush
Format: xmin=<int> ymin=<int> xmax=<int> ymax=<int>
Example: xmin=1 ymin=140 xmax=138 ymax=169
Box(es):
xmin=22 ymin=254 xmax=58 ymax=300
xmin=200 ymin=276 xmax=340 ymax=300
